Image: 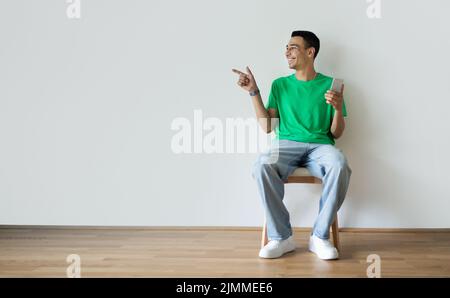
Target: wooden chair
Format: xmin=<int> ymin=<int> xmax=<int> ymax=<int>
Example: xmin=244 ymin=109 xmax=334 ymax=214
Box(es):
xmin=261 ymin=167 xmax=341 ymax=251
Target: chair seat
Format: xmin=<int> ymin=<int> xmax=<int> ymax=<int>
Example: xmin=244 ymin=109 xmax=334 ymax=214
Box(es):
xmin=286 ymin=167 xmax=321 ymax=184
xmin=290 ymin=167 xmax=313 ymax=177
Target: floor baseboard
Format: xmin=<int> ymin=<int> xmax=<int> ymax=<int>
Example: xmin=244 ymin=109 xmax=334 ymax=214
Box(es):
xmin=1 ymin=225 xmax=450 ymax=233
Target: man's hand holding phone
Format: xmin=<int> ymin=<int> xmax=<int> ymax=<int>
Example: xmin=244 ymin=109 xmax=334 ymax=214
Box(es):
xmin=326 ymin=78 xmax=345 ymax=112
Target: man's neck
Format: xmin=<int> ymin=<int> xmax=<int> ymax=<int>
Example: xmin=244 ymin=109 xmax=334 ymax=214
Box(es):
xmin=295 ymin=66 xmax=317 ymax=81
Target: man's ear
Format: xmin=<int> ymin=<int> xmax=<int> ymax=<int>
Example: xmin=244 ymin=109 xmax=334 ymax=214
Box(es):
xmin=307 ymin=47 xmax=315 ymax=59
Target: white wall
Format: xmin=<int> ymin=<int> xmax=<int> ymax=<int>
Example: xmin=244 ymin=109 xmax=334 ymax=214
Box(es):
xmin=1 ymin=0 xmax=449 ymax=228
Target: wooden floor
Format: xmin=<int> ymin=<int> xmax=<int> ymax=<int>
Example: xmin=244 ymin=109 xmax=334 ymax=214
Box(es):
xmin=1 ymin=227 xmax=449 ymax=277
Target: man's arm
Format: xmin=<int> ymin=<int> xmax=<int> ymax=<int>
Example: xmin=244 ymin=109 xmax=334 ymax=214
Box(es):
xmin=232 ymin=67 xmax=278 ymax=134
xmin=249 ymin=90 xmax=278 ymax=133
xmin=330 ymin=110 xmax=345 ymax=139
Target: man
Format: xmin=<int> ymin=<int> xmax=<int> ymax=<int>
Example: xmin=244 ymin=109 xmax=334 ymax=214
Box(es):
xmin=232 ymin=31 xmax=352 ymax=260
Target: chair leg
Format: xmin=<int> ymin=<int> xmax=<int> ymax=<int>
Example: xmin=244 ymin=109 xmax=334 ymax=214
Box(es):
xmin=261 ymin=218 xmax=268 ymax=249
xmin=331 ymin=216 xmax=341 ymax=252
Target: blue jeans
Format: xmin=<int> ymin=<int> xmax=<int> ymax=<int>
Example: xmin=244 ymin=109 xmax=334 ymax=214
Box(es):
xmin=252 ymin=139 xmax=352 ymax=240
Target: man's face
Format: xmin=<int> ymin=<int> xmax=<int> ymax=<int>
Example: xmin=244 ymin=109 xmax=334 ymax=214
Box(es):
xmin=285 ymin=36 xmax=314 ymax=70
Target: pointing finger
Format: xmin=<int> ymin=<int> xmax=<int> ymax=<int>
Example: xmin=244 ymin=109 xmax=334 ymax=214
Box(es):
xmin=232 ymin=69 xmax=246 ymax=76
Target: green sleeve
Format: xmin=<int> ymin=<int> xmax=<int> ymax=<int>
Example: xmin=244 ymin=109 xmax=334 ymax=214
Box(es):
xmin=265 ymin=80 xmax=278 ymax=110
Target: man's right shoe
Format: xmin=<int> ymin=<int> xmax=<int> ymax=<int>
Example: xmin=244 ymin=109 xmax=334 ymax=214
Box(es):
xmin=259 ymin=236 xmax=296 ymax=259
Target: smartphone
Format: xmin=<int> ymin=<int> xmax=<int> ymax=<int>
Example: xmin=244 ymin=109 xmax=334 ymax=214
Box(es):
xmin=330 ymin=78 xmax=344 ymax=93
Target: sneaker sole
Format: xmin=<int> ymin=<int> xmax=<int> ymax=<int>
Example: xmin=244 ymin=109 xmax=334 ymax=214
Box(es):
xmin=259 ymin=247 xmax=296 ymax=259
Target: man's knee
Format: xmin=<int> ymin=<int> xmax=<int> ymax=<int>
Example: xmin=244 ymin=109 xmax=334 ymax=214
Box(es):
xmin=331 ymin=150 xmax=352 ymax=174
xmin=252 ymin=153 xmax=276 ymax=178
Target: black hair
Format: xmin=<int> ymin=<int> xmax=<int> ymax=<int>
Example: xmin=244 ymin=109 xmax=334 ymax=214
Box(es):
xmin=291 ymin=31 xmax=320 ymax=59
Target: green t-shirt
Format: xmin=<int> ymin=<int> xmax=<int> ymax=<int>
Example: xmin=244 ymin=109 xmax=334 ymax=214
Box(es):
xmin=265 ymin=72 xmax=347 ymax=145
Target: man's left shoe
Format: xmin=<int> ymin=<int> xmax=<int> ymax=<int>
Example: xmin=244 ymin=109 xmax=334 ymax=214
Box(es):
xmin=309 ymin=234 xmax=339 ymax=260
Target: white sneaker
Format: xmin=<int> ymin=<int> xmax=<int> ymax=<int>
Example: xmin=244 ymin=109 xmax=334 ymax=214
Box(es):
xmin=259 ymin=236 xmax=296 ymax=259
xmin=309 ymin=235 xmax=339 ymax=260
